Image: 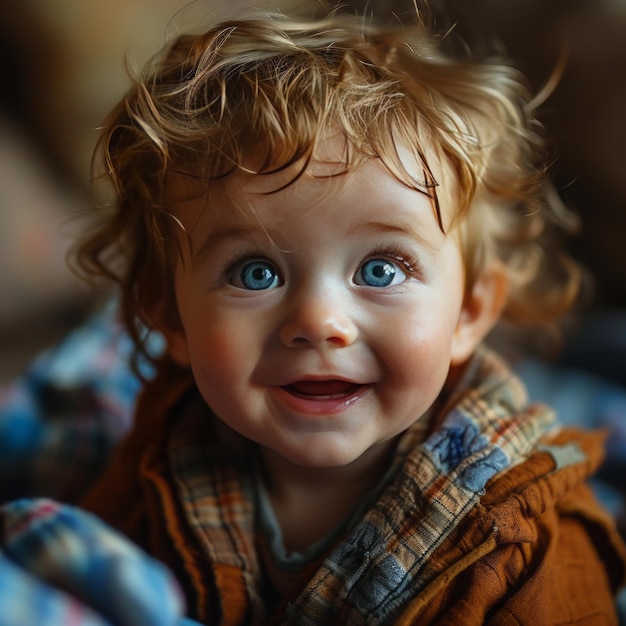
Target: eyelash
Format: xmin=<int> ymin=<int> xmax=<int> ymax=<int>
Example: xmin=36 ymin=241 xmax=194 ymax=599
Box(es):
xmin=221 ymin=250 xmax=277 ymax=283
xmin=364 ymin=243 xmax=422 ymax=277
xmin=219 ymin=243 xmax=422 ymax=284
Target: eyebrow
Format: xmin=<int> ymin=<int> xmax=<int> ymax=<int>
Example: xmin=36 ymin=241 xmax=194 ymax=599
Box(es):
xmin=192 ymin=219 xmax=439 ymax=260
xmin=192 ymin=224 xmax=273 ymax=260
xmin=349 ymin=221 xmax=439 ymax=253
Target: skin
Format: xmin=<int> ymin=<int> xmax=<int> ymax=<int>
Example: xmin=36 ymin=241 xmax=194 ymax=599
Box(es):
xmin=159 ymin=139 xmax=506 ymax=549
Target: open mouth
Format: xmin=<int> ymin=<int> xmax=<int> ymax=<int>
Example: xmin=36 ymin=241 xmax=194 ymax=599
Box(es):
xmin=282 ymin=380 xmax=363 ymax=399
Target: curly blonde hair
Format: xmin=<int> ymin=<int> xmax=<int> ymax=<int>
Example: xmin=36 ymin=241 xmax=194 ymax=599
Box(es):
xmin=74 ymin=6 xmax=579 ymax=365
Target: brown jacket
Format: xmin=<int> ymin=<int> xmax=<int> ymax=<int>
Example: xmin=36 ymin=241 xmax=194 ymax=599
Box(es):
xmin=82 ymin=357 xmax=626 ymax=624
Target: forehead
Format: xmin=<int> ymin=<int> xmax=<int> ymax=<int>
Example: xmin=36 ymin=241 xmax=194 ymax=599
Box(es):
xmin=166 ymin=134 xmax=457 ymax=234
xmin=164 ymin=170 xmax=462 ymax=279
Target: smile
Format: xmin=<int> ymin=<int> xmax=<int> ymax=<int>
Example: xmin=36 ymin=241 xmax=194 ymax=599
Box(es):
xmin=283 ymin=379 xmax=363 ymax=399
xmin=271 ymin=380 xmax=372 ymax=416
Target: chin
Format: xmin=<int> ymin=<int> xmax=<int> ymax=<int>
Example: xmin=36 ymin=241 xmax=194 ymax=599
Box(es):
xmin=269 ymin=442 xmax=344 ymax=466
xmin=279 ymin=445 xmax=367 ymax=470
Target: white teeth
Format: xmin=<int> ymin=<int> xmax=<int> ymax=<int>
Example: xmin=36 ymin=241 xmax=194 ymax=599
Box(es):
xmin=286 ymin=381 xmax=360 ymax=397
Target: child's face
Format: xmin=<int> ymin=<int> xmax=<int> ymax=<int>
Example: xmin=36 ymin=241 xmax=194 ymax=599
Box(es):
xmin=163 ymin=140 xmax=493 ymax=470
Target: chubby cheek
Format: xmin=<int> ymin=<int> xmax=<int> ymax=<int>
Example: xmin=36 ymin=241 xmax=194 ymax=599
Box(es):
xmin=186 ymin=340 xmax=248 ymax=429
xmin=375 ymin=313 xmax=457 ymax=405
xmin=187 ymin=323 xmax=251 ymax=387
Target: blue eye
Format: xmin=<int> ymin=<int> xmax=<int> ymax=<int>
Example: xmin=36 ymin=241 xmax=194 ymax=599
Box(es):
xmin=355 ymin=258 xmax=407 ymax=288
xmin=231 ymin=260 xmax=281 ymax=290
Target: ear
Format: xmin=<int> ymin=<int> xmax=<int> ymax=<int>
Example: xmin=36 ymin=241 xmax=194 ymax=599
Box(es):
xmin=145 ymin=303 xmax=191 ymax=367
xmin=450 ymin=264 xmax=508 ymax=366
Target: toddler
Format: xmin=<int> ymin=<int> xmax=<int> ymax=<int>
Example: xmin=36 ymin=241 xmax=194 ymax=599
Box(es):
xmin=77 ymin=5 xmax=626 ymax=624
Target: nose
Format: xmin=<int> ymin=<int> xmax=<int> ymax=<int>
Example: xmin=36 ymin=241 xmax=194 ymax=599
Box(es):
xmin=278 ymin=287 xmax=359 ymax=349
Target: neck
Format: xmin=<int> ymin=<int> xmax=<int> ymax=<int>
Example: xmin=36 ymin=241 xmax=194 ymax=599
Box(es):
xmin=258 ymin=441 xmax=396 ymax=553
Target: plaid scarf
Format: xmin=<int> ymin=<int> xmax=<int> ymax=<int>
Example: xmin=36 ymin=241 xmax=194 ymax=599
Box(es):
xmin=166 ymin=348 xmax=556 ymax=624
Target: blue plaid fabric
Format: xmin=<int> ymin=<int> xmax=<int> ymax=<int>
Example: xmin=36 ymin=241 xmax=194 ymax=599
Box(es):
xmin=0 ymin=302 xmax=162 ymax=504
xmin=0 ymin=498 xmax=199 ymax=626
xmin=0 ymin=553 xmax=111 ymax=626
xmin=0 ymin=308 xmax=201 ymax=625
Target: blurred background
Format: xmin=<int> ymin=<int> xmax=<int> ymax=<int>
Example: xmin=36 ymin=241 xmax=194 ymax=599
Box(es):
xmin=1 ymin=0 xmax=626 ymax=380
xmin=0 ymin=0 xmax=257 ymax=378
